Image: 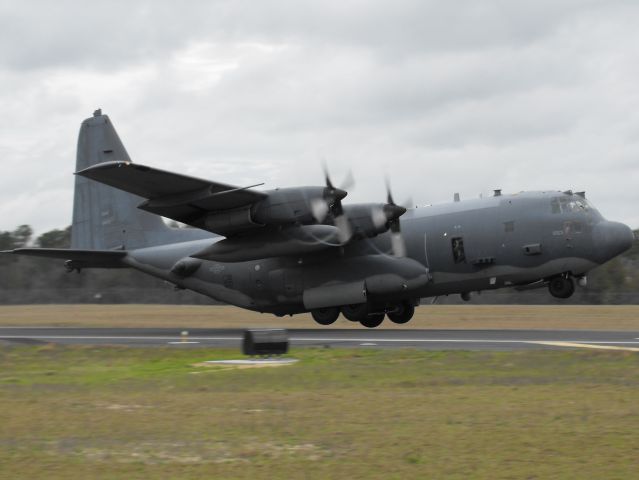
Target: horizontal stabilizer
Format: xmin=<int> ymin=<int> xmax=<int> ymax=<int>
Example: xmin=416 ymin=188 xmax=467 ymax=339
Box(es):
xmin=3 ymin=248 xmax=127 ymax=269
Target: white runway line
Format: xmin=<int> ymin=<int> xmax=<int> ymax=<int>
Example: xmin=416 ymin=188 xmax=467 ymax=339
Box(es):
xmin=291 ymin=337 xmax=639 ymax=345
xmin=3 ymin=335 xmax=639 ymax=351
xmin=528 ymin=341 xmax=639 ymax=352
xmin=293 ymin=337 xmax=539 ymax=343
xmin=0 ymin=335 xmax=242 ymax=341
xmin=0 ymin=335 xmax=567 ymax=343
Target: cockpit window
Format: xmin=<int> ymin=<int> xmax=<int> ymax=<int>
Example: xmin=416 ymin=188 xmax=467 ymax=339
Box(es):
xmin=559 ymin=197 xmax=568 ymax=212
xmin=568 ymin=199 xmax=588 ymax=212
xmin=551 ymin=196 xmax=589 ymax=214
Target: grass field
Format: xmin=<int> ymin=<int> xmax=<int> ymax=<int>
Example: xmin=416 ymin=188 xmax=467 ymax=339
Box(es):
xmin=1 ymin=345 xmax=639 ymax=479
xmin=1 ymin=304 xmax=639 ymax=330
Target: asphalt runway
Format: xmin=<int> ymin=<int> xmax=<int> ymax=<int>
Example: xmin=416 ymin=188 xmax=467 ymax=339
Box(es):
xmin=2 ymin=327 xmax=639 ymax=351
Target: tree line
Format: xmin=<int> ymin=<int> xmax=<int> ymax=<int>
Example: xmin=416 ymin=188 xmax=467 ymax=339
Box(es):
xmin=0 ymin=225 xmax=213 ymax=304
xmin=0 ymin=224 xmax=637 ymax=305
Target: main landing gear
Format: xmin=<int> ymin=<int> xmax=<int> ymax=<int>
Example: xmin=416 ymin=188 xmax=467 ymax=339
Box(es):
xmin=548 ymin=275 xmax=575 ymax=299
xmin=312 ymin=301 xmax=416 ymax=328
xmin=387 ymin=301 xmax=415 ymax=324
xmin=311 ymin=307 xmax=340 ymax=325
xmin=340 ymin=304 xmax=384 ymax=328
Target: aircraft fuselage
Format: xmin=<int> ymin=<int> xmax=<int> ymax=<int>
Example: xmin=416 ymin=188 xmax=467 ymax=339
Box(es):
xmin=123 ymin=190 xmax=634 ymax=316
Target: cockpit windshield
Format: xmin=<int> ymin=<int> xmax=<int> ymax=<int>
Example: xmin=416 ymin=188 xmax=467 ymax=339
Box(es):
xmin=550 ymin=195 xmax=601 ymax=220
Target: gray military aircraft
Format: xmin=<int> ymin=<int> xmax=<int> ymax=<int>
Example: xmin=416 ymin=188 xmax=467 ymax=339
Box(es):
xmin=4 ymin=111 xmax=635 ymax=327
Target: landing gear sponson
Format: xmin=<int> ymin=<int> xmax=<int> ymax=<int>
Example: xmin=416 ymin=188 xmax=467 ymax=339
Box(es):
xmin=311 ymin=300 xmax=417 ymax=328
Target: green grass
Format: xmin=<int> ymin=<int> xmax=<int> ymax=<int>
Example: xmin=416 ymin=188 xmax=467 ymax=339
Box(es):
xmin=1 ymin=346 xmax=639 ymax=479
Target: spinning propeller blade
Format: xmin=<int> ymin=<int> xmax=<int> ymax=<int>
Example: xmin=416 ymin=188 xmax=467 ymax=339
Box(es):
xmin=384 ymin=178 xmax=407 ymax=257
xmin=312 ymin=163 xmax=352 ymax=242
xmin=310 ymin=198 xmax=330 ymax=222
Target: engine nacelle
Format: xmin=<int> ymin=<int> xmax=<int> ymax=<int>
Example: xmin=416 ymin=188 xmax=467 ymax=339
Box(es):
xmin=201 ymin=187 xmax=327 ymax=235
xmin=252 ymin=187 xmax=326 ymax=225
xmin=203 ymin=206 xmax=261 ymax=236
xmin=343 ymin=203 xmax=391 ymax=238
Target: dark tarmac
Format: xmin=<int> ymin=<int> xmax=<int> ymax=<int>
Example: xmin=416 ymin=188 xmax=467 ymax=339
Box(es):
xmin=2 ymin=327 xmax=639 ymax=351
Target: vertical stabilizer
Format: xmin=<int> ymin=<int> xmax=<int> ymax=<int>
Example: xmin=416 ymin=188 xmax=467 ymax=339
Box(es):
xmin=71 ymin=110 xmax=207 ymax=249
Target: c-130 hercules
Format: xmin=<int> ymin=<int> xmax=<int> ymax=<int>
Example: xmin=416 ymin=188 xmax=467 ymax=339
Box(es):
xmin=4 ymin=111 xmax=635 ymax=328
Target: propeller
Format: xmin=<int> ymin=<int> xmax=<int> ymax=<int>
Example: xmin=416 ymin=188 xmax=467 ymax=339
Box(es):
xmin=309 ymin=166 xmax=409 ymax=253
xmin=370 ymin=178 xmax=408 ymax=257
xmin=311 ymin=164 xmax=353 ymax=243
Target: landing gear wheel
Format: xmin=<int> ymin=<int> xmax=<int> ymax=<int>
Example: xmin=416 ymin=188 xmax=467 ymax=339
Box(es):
xmin=311 ymin=307 xmax=340 ymax=326
xmin=360 ymin=313 xmax=385 ymax=329
xmin=341 ymin=304 xmax=368 ymax=322
xmin=548 ymin=276 xmax=575 ymax=299
xmin=387 ymin=301 xmax=415 ymax=324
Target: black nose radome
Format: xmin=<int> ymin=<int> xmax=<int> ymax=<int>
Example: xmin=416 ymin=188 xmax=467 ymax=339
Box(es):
xmin=593 ymin=221 xmax=634 ymax=262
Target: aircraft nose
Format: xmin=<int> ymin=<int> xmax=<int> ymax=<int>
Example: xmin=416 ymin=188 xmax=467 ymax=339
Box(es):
xmin=593 ymin=221 xmax=635 ymax=262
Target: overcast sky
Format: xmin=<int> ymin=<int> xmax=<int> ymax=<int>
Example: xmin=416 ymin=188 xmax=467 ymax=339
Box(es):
xmin=1 ymin=0 xmax=638 ymax=236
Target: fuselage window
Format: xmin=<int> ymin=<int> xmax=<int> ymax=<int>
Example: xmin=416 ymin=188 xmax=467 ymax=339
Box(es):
xmin=504 ymin=221 xmax=515 ymax=232
xmin=451 ymin=237 xmax=466 ymax=263
xmin=551 ymin=198 xmax=560 ymax=214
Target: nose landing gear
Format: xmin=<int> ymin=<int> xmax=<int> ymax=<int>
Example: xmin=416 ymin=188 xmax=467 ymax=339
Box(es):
xmin=548 ymin=275 xmax=575 ymax=299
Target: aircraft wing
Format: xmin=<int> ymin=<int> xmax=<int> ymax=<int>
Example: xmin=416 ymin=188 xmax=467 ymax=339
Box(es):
xmin=76 ymin=161 xmax=267 ymax=230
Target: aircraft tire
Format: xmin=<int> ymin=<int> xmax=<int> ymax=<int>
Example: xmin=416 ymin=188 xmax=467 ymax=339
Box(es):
xmin=311 ymin=307 xmax=340 ymax=326
xmin=548 ymin=276 xmax=575 ymax=299
xmin=360 ymin=313 xmax=385 ymax=328
xmin=387 ymin=301 xmax=415 ymax=324
xmin=341 ymin=304 xmax=369 ymax=322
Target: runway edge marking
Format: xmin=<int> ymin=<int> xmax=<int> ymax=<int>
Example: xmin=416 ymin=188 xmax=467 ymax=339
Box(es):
xmin=529 ymin=341 xmax=639 ymax=352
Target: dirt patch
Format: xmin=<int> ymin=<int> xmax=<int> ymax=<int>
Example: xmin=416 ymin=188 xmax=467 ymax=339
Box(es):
xmin=1 ymin=304 xmax=638 ymax=330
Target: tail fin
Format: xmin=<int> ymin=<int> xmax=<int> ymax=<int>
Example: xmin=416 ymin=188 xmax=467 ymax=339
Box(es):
xmin=71 ymin=110 xmax=207 ymax=250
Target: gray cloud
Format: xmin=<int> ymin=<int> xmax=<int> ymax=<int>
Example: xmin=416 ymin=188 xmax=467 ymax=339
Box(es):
xmin=0 ymin=0 xmax=619 ymax=69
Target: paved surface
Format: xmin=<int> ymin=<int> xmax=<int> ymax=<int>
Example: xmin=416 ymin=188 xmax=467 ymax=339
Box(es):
xmin=2 ymin=327 xmax=639 ymax=351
